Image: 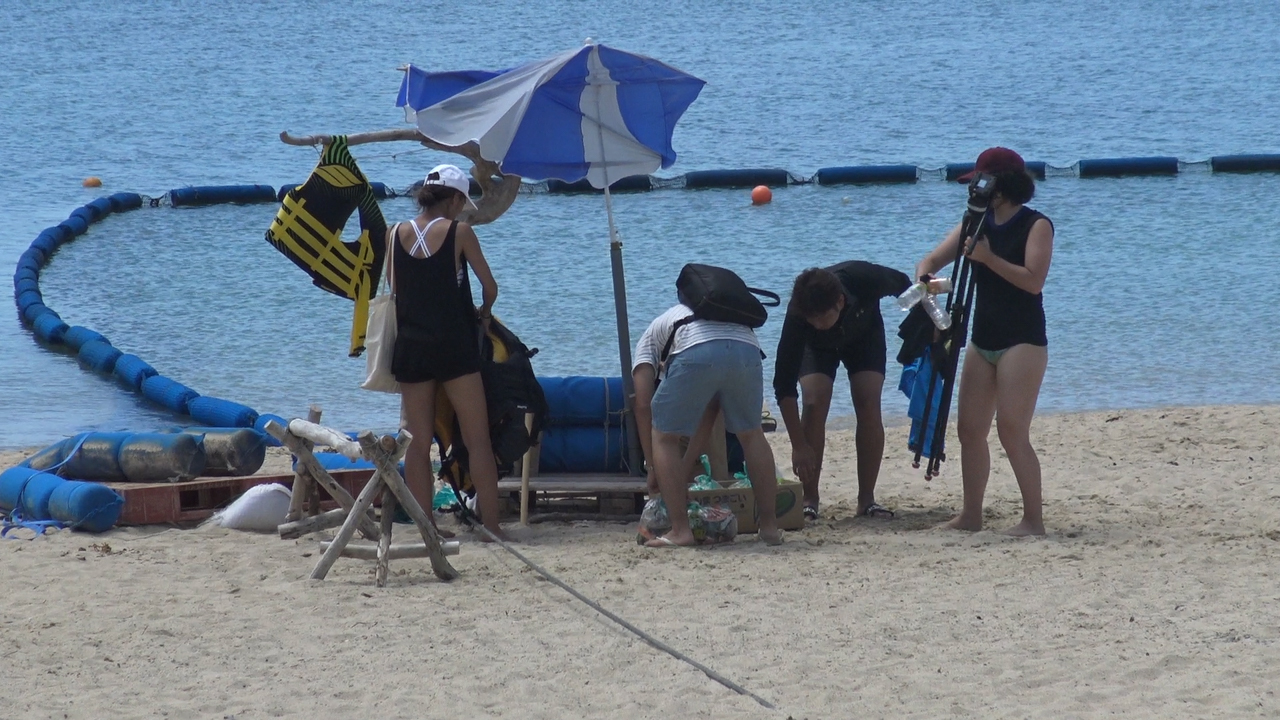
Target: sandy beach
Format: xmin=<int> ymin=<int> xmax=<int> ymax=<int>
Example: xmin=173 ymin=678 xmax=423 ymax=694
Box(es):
xmin=2 ymin=404 xmax=1278 ymax=719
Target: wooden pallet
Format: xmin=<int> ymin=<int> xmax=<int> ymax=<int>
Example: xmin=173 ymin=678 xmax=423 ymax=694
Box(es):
xmin=106 ymin=468 xmax=374 ymax=526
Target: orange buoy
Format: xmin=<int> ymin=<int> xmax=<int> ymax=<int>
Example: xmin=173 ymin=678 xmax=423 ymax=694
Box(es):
xmin=750 ymin=185 xmax=772 ymax=205
xmin=82 ymin=177 xmax=102 ymax=188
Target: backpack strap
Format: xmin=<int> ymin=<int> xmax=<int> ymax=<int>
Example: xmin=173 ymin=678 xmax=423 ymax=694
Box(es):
xmin=748 ymin=286 xmax=781 ymax=307
xmin=658 ymin=316 xmax=694 ymax=366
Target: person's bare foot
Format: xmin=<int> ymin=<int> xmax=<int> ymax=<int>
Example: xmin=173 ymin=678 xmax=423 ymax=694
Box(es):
xmin=941 ymin=514 xmax=982 ymax=531
xmin=1004 ymin=519 xmax=1045 ymax=537
xmin=758 ymin=529 xmax=784 ymax=546
xmin=645 ymin=530 xmax=697 ymax=548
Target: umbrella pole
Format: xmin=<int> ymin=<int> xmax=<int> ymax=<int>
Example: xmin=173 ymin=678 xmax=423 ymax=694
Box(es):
xmin=604 ymin=186 xmax=644 ymax=476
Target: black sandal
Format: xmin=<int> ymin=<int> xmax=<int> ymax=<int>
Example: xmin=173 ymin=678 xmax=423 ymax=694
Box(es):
xmin=802 ymin=505 xmax=819 ymax=520
xmin=860 ymin=503 xmax=894 ymax=519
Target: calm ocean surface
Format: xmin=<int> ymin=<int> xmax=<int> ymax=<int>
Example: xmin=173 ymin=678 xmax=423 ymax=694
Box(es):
xmin=2 ymin=1 xmax=1279 ymax=449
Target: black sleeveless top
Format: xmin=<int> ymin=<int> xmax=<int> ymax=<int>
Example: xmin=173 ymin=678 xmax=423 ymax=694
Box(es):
xmin=394 ymin=220 xmax=474 ymax=341
xmin=971 ymin=206 xmax=1051 ymax=351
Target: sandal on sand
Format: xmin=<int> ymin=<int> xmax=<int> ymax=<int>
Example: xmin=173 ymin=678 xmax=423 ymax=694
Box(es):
xmin=803 ymin=505 xmax=819 ymax=521
xmin=860 ymin=503 xmax=895 ymax=519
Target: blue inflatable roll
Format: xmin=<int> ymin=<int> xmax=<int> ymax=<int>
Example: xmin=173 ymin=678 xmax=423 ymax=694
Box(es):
xmin=0 ymin=466 xmax=40 ymax=511
xmin=538 ymin=425 xmax=627 ymax=473
xmin=15 ymin=277 xmax=40 ymax=297
xmin=78 ymin=340 xmax=122 ymax=373
xmin=59 ymin=214 xmax=90 ymax=237
xmin=310 ymin=452 xmax=375 ymax=471
xmin=20 ymin=248 xmax=46 ymax=269
xmin=16 ymin=289 xmax=43 ymax=312
xmin=39 ymin=224 xmax=72 ymax=246
xmin=108 ymin=192 xmax=143 ymax=211
xmin=141 ymin=375 xmax=200 ymax=414
xmin=48 ymin=481 xmax=124 ymax=532
xmin=19 ymin=471 xmax=65 ymax=520
xmin=538 ymin=376 xmax=625 ymax=427
xmin=113 ymin=353 xmax=158 ymax=389
xmin=170 ymin=185 xmax=277 ymax=207
xmin=187 ymin=396 xmax=259 ymax=428
xmin=30 ymin=233 xmax=60 ymax=257
xmin=14 ymin=266 xmax=39 ymax=286
xmin=31 ymin=313 xmax=69 ymax=343
xmin=69 ymin=206 xmax=97 ymax=226
xmin=814 ymin=165 xmax=918 ymax=185
xmin=85 ymin=197 xmax=115 ymax=220
xmin=62 ymin=326 xmax=108 ymax=351
xmin=684 ymin=168 xmax=791 ymax=189
xmin=547 ymin=175 xmax=653 ymax=193
xmin=1210 ymin=153 xmax=1280 ymax=173
xmin=254 ymin=414 xmax=287 ymax=445
xmin=21 ymin=303 xmax=53 ymax=326
xmin=370 ymin=181 xmax=391 ymax=199
xmin=1078 ymin=156 xmax=1178 ymax=178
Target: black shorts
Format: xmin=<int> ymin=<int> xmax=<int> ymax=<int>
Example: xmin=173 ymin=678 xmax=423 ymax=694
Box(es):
xmin=391 ymin=325 xmax=481 ymax=384
xmin=798 ymin=332 xmax=887 ymax=381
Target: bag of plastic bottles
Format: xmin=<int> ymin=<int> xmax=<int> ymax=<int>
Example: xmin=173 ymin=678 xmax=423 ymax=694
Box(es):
xmin=636 ymin=498 xmax=738 ymax=545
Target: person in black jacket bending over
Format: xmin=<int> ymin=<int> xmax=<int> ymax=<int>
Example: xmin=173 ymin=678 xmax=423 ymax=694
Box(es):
xmin=773 ymin=261 xmax=911 ymax=520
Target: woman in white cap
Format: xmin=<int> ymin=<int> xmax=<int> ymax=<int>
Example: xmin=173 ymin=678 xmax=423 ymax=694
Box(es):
xmin=390 ymin=164 xmax=507 ymax=541
xmin=915 ymin=147 xmax=1054 ymax=536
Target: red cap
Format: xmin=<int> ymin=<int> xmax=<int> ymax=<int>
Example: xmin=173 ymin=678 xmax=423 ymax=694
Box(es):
xmin=956 ymin=147 xmax=1025 ymax=183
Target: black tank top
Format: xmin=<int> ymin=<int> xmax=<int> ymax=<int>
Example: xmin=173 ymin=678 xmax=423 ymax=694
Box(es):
xmin=971 ymin=206 xmax=1051 ymax=351
xmin=394 ymin=220 xmax=475 ymax=341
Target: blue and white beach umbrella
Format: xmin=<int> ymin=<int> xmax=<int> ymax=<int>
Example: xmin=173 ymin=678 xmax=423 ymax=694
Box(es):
xmin=397 ymin=44 xmax=705 ymax=469
xmin=396 ymin=43 xmax=705 ymax=189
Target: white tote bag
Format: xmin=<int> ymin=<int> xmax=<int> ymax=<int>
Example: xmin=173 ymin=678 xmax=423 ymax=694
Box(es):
xmin=360 ymin=223 xmax=401 ymax=393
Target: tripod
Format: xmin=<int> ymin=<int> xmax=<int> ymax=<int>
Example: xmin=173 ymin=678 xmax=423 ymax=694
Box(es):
xmin=912 ymin=174 xmax=995 ymax=479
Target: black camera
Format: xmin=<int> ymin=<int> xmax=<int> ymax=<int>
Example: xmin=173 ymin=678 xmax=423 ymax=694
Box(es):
xmin=966 ymin=172 xmax=996 ymax=213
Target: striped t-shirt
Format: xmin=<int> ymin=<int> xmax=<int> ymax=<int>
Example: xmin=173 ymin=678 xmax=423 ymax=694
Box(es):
xmin=632 ymin=305 xmax=761 ymax=373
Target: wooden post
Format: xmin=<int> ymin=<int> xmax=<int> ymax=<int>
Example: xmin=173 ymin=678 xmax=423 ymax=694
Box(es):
xmin=311 ymin=472 xmax=385 ymax=580
xmin=285 ymin=405 xmax=322 ymax=522
xmin=265 ymin=420 xmax=381 ymax=541
xmin=519 ymin=412 xmax=535 ymax=526
xmin=376 ymin=485 xmax=396 ymax=587
xmin=278 ymin=507 xmax=350 ymax=539
xmin=358 ymin=430 xmax=459 ymax=581
xmin=320 ymin=541 xmax=460 ymax=559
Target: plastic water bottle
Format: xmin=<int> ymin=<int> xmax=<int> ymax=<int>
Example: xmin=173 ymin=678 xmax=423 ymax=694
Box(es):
xmin=921 ymin=293 xmax=951 ymax=330
xmin=927 ymin=277 xmax=953 ymax=294
xmin=897 ymin=281 xmax=928 ymax=310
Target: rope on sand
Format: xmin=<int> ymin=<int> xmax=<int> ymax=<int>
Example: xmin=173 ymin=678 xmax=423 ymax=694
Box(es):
xmin=472 ymin=524 xmax=777 ymax=710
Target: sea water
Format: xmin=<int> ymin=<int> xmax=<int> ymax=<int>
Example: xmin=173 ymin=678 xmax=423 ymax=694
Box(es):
xmin=2 ymin=0 xmax=1278 ymax=448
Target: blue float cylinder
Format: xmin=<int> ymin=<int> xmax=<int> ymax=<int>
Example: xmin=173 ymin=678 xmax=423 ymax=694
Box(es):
xmin=684 ymin=169 xmax=791 ymax=189
xmin=16 ymin=289 xmax=43 ymax=312
xmin=85 ymin=197 xmax=115 ymax=220
xmin=40 ymin=225 xmax=72 ymax=246
xmin=15 ymin=277 xmax=40 ymax=296
xmin=814 ymin=164 xmax=918 ymax=185
xmin=20 ymin=248 xmax=46 ymax=269
xmin=538 ymin=425 xmax=627 ymax=473
xmin=31 ymin=313 xmax=69 ymax=343
xmin=170 ymin=185 xmax=278 ymax=207
xmin=21 ymin=302 xmax=57 ymax=326
xmin=547 ymin=175 xmax=653 ymax=193
xmin=1209 ymin=153 xmax=1280 ymax=173
xmin=30 ymin=233 xmax=60 ymax=257
xmin=14 ymin=266 xmax=39 ymax=286
xmin=1078 ymin=156 xmax=1178 ymax=178
xmin=370 ymin=181 xmax=391 ymax=199
xmin=60 ymin=214 xmax=90 ymax=237
xmin=108 ymin=192 xmax=143 ymax=211
xmin=141 ymin=375 xmax=200 ymax=414
xmin=253 ymin=414 xmax=288 ymax=446
xmin=0 ymin=466 xmax=38 ymax=511
xmin=62 ymin=326 xmax=108 ymax=351
xmin=187 ymin=396 xmax=259 ymax=428
xmin=78 ymin=340 xmax=122 ymax=373
xmin=19 ymin=471 xmax=65 ymax=519
xmin=945 ymin=161 xmax=1046 ymax=181
xmin=47 ymin=481 xmax=124 ymax=532
xmin=538 ymin=376 xmax=626 ymax=427
xmin=69 ymin=206 xmax=97 ymax=226
xmin=113 ymin=353 xmax=158 ymax=389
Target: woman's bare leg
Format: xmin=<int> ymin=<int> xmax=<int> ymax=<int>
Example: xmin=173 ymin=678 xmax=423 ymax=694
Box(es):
xmin=948 ymin=345 xmax=998 ymax=531
xmin=442 ymin=372 xmax=508 ymax=541
xmin=994 ymin=344 xmax=1048 ymax=536
xmin=399 ymin=381 xmax=454 ymax=538
xmin=850 ymin=370 xmax=886 ymax=514
xmin=798 ymin=373 xmax=833 ymax=511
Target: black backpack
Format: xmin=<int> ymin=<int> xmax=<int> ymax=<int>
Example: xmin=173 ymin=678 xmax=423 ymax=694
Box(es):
xmin=660 ymin=264 xmax=780 ymax=361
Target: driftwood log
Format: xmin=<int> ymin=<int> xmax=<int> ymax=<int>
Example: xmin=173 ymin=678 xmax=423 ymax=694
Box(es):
xmin=320 ymin=541 xmax=461 ymax=560
xmin=264 ymin=420 xmax=381 ymax=541
xmin=284 ymin=405 xmax=323 ymax=522
xmin=279 ymin=129 xmax=521 ymax=226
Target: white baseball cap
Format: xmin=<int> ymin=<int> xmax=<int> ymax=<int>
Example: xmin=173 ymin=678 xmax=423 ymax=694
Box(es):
xmin=423 ymin=164 xmax=478 ymax=210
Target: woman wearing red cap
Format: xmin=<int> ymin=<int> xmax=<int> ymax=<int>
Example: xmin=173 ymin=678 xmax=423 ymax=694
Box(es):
xmin=914 ymin=147 xmax=1054 ymax=536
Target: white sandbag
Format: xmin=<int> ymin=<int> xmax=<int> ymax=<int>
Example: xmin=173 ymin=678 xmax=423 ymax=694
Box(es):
xmin=213 ymin=483 xmax=292 ymax=532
